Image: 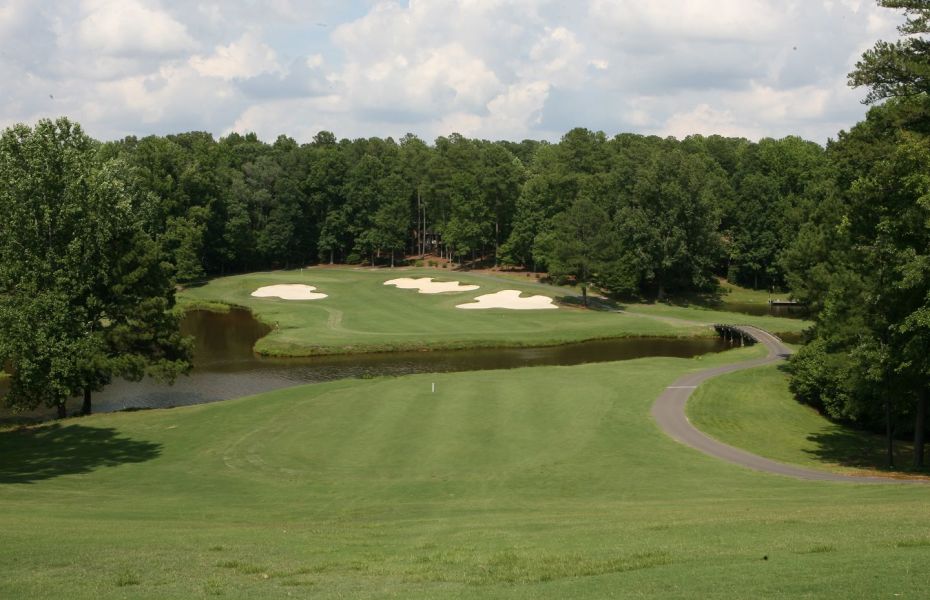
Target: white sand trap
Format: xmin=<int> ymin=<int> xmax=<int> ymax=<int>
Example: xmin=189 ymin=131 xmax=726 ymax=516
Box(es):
xmin=456 ymin=290 xmax=558 ymax=310
xmin=251 ymin=284 xmax=328 ymax=300
xmin=384 ymin=277 xmax=480 ymax=294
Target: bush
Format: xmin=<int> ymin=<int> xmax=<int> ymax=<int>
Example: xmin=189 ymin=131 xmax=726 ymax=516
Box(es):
xmin=726 ymin=265 xmax=740 ymax=284
xmin=787 ymin=339 xmax=869 ymax=423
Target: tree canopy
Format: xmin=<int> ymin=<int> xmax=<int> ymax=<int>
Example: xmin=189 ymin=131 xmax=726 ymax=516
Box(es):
xmin=77 ymin=123 xmax=827 ymax=303
xmin=0 ymin=118 xmax=192 ymax=418
xmin=850 ymin=1 xmax=930 ymax=104
xmin=786 ymin=0 xmax=930 ymax=469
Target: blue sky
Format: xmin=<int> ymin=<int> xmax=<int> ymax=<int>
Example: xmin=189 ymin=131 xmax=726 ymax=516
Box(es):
xmin=0 ymin=0 xmax=904 ymax=144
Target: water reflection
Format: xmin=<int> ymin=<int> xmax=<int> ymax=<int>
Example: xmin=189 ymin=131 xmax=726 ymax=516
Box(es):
xmin=719 ymin=302 xmax=807 ymax=318
xmin=3 ymin=309 xmax=738 ymax=420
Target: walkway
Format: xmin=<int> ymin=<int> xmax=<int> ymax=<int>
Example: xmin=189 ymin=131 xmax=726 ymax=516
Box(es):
xmin=651 ymin=325 xmax=927 ymax=484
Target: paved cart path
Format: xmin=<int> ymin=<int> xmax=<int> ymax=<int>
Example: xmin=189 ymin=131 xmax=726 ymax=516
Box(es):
xmin=651 ymin=325 xmax=928 ymax=484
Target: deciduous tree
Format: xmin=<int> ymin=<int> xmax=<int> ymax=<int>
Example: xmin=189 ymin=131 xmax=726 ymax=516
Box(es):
xmin=0 ymin=118 xmax=192 ymax=418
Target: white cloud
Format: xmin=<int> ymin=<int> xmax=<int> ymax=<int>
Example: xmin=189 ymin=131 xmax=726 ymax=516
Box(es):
xmin=0 ymin=0 xmax=911 ymax=143
xmin=190 ymin=31 xmax=281 ymax=80
xmin=75 ymin=0 xmax=195 ymax=57
xmin=734 ymin=83 xmax=832 ymax=122
xmin=661 ymin=104 xmax=764 ymax=140
xmin=333 ymin=41 xmax=504 ymax=120
xmin=228 ymin=95 xmax=343 ymax=141
xmin=90 ymin=63 xmax=238 ymax=130
xmin=527 ymin=27 xmax=585 ymax=82
xmin=484 ymin=81 xmax=551 ymax=136
xmin=433 ymin=80 xmax=550 ymax=139
xmin=589 ymin=0 xmax=785 ymax=45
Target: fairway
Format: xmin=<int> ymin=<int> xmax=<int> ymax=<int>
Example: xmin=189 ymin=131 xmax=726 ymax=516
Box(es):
xmin=2 ymin=347 xmax=929 ymax=599
xmin=179 ymin=268 xmax=808 ymax=356
xmin=689 ymin=365 xmax=928 ymax=476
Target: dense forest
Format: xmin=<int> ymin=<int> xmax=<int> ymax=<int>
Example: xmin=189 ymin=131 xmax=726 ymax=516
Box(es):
xmin=92 ymin=127 xmax=825 ymax=299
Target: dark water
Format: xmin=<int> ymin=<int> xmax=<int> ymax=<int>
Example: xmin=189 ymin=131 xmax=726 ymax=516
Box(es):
xmin=1 ymin=308 xmax=737 ymax=420
xmin=719 ymin=301 xmax=808 ymax=319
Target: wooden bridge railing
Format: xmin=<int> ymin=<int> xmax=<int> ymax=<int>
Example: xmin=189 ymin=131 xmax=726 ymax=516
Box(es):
xmin=713 ymin=324 xmax=758 ymax=346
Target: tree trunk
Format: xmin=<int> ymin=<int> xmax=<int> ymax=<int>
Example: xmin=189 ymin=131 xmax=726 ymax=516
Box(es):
xmin=582 ymin=285 xmax=588 ymax=307
xmin=390 ymin=250 xmax=395 ymax=268
xmin=57 ymin=402 xmax=66 ymax=419
xmin=657 ymin=284 xmax=666 ymax=301
xmin=81 ymin=387 xmax=92 ymax=416
xmin=418 ymin=189 xmax=424 ymax=258
xmin=495 ymin=220 xmax=499 ymax=267
xmin=329 ymin=249 xmax=334 ymax=265
xmin=886 ymin=398 xmax=895 ymax=469
xmin=914 ymin=388 xmax=927 ymax=469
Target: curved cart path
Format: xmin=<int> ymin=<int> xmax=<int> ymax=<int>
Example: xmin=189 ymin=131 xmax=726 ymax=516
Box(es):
xmin=652 ymin=325 xmax=928 ymax=484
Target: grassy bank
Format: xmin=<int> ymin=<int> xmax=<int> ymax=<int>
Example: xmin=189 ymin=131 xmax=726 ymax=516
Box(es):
xmin=715 ymin=277 xmax=791 ymax=304
xmin=688 ymin=365 xmax=925 ymax=476
xmin=175 ymin=298 xmax=233 ymax=314
xmin=178 ymin=268 xmax=808 ymax=356
xmin=2 ymin=347 xmax=928 ymax=599
xmin=620 ymin=302 xmax=806 ymax=333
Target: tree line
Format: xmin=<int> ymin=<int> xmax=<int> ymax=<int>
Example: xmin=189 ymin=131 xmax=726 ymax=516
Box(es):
xmin=0 ymin=119 xmax=825 ymax=417
xmin=92 ymin=126 xmax=826 ymax=298
xmin=786 ymin=0 xmax=930 ymax=470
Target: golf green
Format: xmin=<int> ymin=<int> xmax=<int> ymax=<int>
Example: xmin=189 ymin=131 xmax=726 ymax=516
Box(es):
xmin=178 ymin=268 xmax=809 ymax=356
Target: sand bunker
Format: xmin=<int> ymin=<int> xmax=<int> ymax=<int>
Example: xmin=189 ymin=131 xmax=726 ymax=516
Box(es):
xmin=251 ymin=284 xmax=328 ymax=300
xmin=456 ymin=290 xmax=558 ymax=310
xmin=384 ymin=277 xmax=480 ymax=294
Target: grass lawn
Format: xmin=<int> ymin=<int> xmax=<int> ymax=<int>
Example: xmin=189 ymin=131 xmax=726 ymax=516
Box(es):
xmin=619 ymin=302 xmax=807 ymax=334
xmin=178 ymin=267 xmax=808 ymax=356
xmin=715 ymin=277 xmax=790 ymax=304
xmin=688 ymin=364 xmax=927 ymax=477
xmin=2 ymin=346 xmax=929 ymax=599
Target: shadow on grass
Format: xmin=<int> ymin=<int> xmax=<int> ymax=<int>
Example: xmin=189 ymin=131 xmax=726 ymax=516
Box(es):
xmin=802 ymin=429 xmax=921 ymax=474
xmin=660 ymin=288 xmax=727 ymax=309
xmin=0 ymin=424 xmax=162 ymax=484
xmin=558 ymin=296 xmax=627 ymax=311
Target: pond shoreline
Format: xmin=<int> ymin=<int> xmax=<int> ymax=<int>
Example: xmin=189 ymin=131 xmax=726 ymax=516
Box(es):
xmin=2 ymin=308 xmax=744 ymax=426
xmin=177 ymin=298 xmax=799 ymax=358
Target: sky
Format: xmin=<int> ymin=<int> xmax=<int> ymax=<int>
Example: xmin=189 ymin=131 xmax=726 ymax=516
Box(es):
xmin=0 ymin=0 xmax=905 ymax=144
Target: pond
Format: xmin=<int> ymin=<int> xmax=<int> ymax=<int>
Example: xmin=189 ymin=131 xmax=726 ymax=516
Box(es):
xmin=719 ymin=301 xmax=808 ymax=318
xmin=1 ymin=308 xmax=739 ymax=421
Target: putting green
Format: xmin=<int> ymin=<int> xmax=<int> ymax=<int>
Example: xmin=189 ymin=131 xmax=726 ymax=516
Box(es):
xmin=179 ymin=268 xmax=809 ymax=356
xmin=2 ymin=347 xmax=928 ymax=599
